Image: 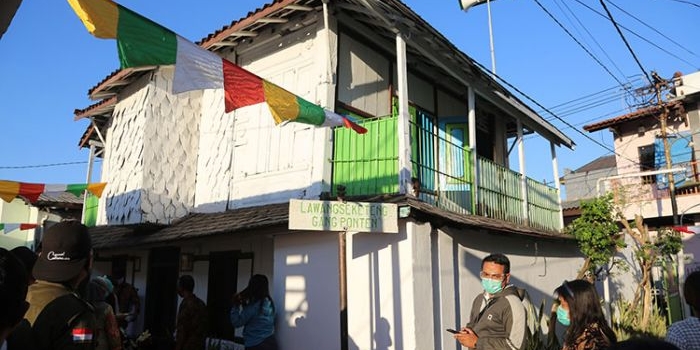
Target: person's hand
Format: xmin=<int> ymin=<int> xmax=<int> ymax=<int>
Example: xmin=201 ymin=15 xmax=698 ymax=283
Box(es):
xmin=454 ymin=328 xmax=478 ymax=348
xmin=231 ymin=293 xmax=242 ymax=306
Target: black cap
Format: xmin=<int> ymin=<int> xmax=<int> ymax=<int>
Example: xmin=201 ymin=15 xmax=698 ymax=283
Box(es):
xmin=33 ymin=221 xmax=92 ymax=282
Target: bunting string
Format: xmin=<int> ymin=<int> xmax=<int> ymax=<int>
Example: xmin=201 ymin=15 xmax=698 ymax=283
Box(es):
xmin=0 ymin=181 xmax=107 ymax=203
xmin=0 ymin=223 xmax=39 ymax=233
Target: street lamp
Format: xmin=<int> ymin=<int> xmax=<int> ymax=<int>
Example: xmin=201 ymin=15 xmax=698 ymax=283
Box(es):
xmin=459 ymin=0 xmax=497 ymax=74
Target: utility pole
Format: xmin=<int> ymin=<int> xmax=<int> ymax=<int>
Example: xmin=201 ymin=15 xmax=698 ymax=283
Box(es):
xmin=652 ymin=71 xmax=680 ymax=225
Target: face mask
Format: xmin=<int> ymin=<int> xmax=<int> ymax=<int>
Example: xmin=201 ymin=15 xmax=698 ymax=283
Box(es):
xmin=481 ymin=278 xmax=504 ymax=294
xmin=556 ymin=305 xmax=570 ymax=326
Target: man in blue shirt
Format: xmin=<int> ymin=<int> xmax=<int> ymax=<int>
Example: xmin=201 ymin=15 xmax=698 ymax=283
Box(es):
xmin=666 ymin=270 xmax=700 ymax=350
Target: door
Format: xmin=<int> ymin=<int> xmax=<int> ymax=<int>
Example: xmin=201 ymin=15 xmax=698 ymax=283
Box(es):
xmin=144 ymin=247 xmax=180 ymax=342
xmin=438 ymin=120 xmax=473 ymax=211
xmin=207 ymin=251 xmax=254 ymax=341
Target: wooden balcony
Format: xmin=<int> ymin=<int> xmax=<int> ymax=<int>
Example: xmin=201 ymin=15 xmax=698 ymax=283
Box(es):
xmin=331 ymin=113 xmax=562 ymax=232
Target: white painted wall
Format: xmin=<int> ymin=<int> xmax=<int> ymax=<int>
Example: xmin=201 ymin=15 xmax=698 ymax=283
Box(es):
xmin=273 ymin=232 xmax=341 ymax=350
xmin=610 ymin=118 xmax=700 ymax=220
xmin=345 ymin=220 xmax=431 ymax=350
xmin=190 ymin=18 xmax=337 ymax=211
xmin=337 ymin=33 xmax=391 ymax=117
xmin=0 ymin=198 xmax=40 ymax=249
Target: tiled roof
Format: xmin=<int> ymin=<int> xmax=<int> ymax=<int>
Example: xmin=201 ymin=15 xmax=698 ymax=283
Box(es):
xmin=33 ymin=192 xmax=85 ymax=208
xmin=583 ymin=101 xmax=684 ymax=132
xmin=89 ymin=202 xmax=288 ymax=249
xmin=90 ymin=196 xmax=572 ymax=249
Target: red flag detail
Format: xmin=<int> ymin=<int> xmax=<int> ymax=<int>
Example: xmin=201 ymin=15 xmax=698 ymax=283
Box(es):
xmin=222 ymin=59 xmax=266 ymax=113
xmin=673 ymin=226 xmax=697 ymax=234
xmin=18 ymin=183 xmax=45 ymax=203
xmin=19 ymin=224 xmax=38 ymax=230
xmin=342 ymin=116 xmax=368 ymax=134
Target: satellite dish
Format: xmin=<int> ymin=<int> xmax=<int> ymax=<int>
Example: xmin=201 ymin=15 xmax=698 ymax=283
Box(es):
xmin=459 ymin=0 xmax=490 ymax=11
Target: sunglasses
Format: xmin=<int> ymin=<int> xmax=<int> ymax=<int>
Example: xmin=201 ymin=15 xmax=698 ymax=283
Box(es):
xmin=554 ymin=280 xmax=575 ymax=301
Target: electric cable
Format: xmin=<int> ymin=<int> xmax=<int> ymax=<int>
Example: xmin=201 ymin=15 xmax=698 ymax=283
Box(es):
xmin=556 ymin=0 xmax=629 ymax=80
xmin=598 ymin=0 xmax=652 ymax=86
xmin=608 ymin=0 xmax=700 ymax=60
xmin=469 ymin=57 xmax=645 ymax=168
xmin=575 ymin=0 xmax=699 ymax=70
xmin=532 ymin=0 xmax=627 ymax=87
xmin=0 ymin=159 xmax=101 ymax=170
xmin=664 ymin=0 xmax=700 ymax=8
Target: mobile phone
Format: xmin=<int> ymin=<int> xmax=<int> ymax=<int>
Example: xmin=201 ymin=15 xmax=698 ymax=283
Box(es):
xmin=446 ymin=328 xmax=458 ymax=334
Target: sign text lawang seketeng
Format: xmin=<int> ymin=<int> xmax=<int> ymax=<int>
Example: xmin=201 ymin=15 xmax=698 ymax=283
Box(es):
xmin=288 ymin=199 xmax=399 ymax=233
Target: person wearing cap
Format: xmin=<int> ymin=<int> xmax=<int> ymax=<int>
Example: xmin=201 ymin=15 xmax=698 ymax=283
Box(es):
xmin=9 ymin=220 xmax=97 ymax=350
xmin=0 ymin=248 xmax=30 ymax=350
xmin=87 ymin=276 xmax=122 ymax=350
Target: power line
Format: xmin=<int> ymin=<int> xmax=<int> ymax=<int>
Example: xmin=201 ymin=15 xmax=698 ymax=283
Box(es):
xmin=0 ymin=159 xmax=101 ymax=170
xmin=598 ymin=0 xmax=652 ymax=86
xmin=532 ymin=0 xmax=626 ymax=87
xmin=664 ymin=0 xmax=700 ymax=8
xmin=555 ymin=0 xmax=629 ymax=80
xmin=468 ymin=58 xmax=645 ymax=168
xmin=574 ymin=0 xmax=699 ymax=70
xmin=609 ymin=0 xmax=700 ymax=60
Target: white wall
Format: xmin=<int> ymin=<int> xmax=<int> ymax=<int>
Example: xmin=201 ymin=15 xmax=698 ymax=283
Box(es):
xmin=0 ymin=198 xmax=40 ymax=249
xmin=192 ymin=17 xmax=336 ymax=211
xmin=337 ymin=33 xmax=391 ymax=117
xmin=344 ymin=220 xmax=432 ymax=350
xmin=273 ymin=231 xmax=341 ymax=350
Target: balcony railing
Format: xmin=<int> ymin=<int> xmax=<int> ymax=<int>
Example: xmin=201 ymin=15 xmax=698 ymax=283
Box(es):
xmin=331 ymin=113 xmax=562 ymax=232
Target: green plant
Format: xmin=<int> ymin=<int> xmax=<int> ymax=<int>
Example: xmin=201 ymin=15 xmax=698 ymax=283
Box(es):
xmin=611 ymin=298 xmax=667 ymax=340
xmin=564 ymin=194 xmax=626 ymax=280
xmin=524 ymin=299 xmax=561 ymax=350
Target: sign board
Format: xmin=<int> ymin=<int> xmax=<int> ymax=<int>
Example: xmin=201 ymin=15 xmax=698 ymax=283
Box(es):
xmin=288 ymin=199 xmax=399 ymax=233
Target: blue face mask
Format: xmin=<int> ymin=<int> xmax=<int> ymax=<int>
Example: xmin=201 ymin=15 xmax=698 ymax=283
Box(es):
xmin=556 ymin=305 xmax=570 ymax=326
xmin=481 ymin=278 xmax=504 ymax=294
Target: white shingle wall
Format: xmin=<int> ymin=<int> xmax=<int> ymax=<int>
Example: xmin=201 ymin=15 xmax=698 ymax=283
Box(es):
xmin=140 ymin=67 xmax=199 ymax=223
xmin=99 ymin=77 xmax=150 ymax=225
xmin=193 ymin=88 xmax=233 ymax=213
xmin=99 ymin=69 xmax=200 ymax=225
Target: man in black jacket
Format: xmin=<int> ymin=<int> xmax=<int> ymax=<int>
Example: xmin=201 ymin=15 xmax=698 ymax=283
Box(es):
xmin=10 ymin=221 xmax=97 ymax=350
xmin=0 ymin=247 xmax=29 ymax=348
xmin=455 ymin=253 xmax=528 ymax=350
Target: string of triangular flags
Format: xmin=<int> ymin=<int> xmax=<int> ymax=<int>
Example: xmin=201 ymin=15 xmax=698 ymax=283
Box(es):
xmin=68 ymin=0 xmax=368 ymax=134
xmin=0 ymin=223 xmax=38 ymax=233
xmin=0 ymin=181 xmax=107 ymax=203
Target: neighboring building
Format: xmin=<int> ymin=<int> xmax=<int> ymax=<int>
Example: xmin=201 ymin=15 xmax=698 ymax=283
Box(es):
xmin=560 ymin=155 xmax=617 ymax=226
xmin=583 ymin=70 xmax=700 ymax=319
xmin=583 ymin=71 xmax=700 ymax=225
xmin=73 ymin=1 xmax=581 ymax=349
xmin=0 ymin=192 xmax=86 ymax=250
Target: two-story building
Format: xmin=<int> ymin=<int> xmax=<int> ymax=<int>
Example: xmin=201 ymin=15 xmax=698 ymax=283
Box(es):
xmin=72 ymin=1 xmax=581 ymax=349
xmin=583 ymin=70 xmax=700 ymax=320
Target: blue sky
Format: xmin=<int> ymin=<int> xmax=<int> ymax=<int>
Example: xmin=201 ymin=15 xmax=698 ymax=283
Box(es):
xmin=1 ymin=0 xmax=698 ymax=194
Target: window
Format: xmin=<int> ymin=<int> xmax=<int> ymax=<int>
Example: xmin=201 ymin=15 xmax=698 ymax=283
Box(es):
xmin=639 ymin=144 xmax=656 ymax=184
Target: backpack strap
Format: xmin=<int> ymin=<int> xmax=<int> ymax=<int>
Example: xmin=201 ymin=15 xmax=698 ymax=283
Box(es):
xmin=32 ymin=293 xmax=95 ymax=349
